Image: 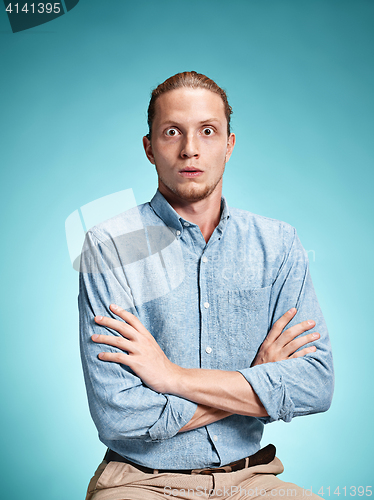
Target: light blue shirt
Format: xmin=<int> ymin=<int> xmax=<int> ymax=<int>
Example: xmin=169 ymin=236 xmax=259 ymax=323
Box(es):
xmin=79 ymin=190 xmax=334 ymax=469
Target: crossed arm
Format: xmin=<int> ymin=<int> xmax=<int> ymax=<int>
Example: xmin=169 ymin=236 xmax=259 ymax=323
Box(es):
xmin=91 ymin=304 xmax=320 ymax=432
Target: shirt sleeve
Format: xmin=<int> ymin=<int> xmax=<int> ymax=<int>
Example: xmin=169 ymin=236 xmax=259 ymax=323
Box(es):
xmin=238 ymin=227 xmax=334 ymax=423
xmin=78 ymin=229 xmax=197 ymax=442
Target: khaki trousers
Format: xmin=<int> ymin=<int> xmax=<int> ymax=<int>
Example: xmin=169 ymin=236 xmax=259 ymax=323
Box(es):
xmin=86 ymin=457 xmax=321 ymax=500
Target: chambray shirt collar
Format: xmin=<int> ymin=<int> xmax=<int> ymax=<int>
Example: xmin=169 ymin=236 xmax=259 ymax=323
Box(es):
xmin=149 ymin=189 xmax=230 ymax=237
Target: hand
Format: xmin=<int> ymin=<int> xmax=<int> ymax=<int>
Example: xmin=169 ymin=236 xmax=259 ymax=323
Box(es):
xmin=251 ymin=308 xmax=320 ymax=367
xmin=92 ymin=304 xmax=178 ymax=394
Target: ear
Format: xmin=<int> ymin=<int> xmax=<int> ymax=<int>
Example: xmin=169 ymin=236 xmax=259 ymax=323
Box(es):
xmin=143 ymin=136 xmax=155 ymax=164
xmin=225 ymin=133 xmax=236 ymax=163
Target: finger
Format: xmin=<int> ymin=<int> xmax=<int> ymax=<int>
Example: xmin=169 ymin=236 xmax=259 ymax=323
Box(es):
xmin=266 ymin=308 xmax=297 ymax=343
xmin=98 ymin=351 xmax=132 ymax=365
xmin=289 ymin=345 xmax=317 ymax=359
xmin=283 ymin=331 xmax=320 ymax=357
xmin=95 ymin=315 xmax=136 ymax=340
xmin=92 ymin=333 xmax=133 ymax=352
xmin=279 ymin=320 xmax=316 ymax=347
xmin=110 ymin=304 xmax=148 ymax=334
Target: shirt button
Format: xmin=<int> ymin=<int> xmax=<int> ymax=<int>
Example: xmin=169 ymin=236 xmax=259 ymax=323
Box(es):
xmin=205 ymin=346 xmax=212 ymax=354
xmin=183 ymin=222 xmax=190 ymax=227
xmin=202 ymin=256 xmax=208 ymax=263
xmin=204 ymin=302 xmax=209 ymax=309
xmin=176 ymin=230 xmax=181 ymax=236
xmin=213 ymin=435 xmax=218 ymax=442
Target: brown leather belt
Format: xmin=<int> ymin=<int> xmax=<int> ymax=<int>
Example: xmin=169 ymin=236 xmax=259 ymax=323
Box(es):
xmin=104 ymin=444 xmax=276 ymax=475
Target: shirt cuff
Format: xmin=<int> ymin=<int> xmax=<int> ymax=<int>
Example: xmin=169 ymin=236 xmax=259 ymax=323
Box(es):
xmin=147 ymin=395 xmax=198 ymax=442
xmin=238 ymin=365 xmax=295 ymax=423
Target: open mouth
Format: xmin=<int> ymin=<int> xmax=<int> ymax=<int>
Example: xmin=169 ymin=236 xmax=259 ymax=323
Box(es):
xmin=179 ymin=168 xmax=203 ymax=177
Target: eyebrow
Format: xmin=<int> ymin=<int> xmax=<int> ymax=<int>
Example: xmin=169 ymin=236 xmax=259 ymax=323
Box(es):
xmin=158 ymin=118 xmax=222 ymax=127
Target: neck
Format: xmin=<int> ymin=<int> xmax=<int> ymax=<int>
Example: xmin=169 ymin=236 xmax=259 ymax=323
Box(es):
xmin=159 ymin=182 xmax=223 ymax=243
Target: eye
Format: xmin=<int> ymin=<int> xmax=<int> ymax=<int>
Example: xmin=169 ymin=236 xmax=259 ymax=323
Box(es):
xmin=165 ymin=128 xmax=180 ymax=137
xmin=202 ymin=127 xmax=214 ymax=136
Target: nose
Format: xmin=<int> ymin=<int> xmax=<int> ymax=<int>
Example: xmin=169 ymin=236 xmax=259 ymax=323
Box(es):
xmin=180 ymin=134 xmax=199 ymax=159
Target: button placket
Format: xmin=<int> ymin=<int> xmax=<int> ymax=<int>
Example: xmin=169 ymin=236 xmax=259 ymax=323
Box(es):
xmin=199 ymin=248 xmax=214 ymax=368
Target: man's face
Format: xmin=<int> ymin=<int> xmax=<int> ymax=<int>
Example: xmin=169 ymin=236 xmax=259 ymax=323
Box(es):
xmin=143 ymin=87 xmax=235 ymax=203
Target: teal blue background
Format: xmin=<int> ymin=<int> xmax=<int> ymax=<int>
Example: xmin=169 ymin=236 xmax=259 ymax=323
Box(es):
xmin=1 ymin=1 xmax=373 ymax=498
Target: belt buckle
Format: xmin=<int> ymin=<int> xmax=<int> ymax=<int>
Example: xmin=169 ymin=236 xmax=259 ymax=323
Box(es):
xmin=191 ymin=467 xmax=212 ymax=475
xmin=192 ymin=465 xmax=232 ymax=475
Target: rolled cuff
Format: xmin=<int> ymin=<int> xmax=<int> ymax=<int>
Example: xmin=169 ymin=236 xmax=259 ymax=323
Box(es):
xmin=147 ymin=395 xmax=198 ymax=442
xmin=238 ymin=365 xmax=295 ymax=423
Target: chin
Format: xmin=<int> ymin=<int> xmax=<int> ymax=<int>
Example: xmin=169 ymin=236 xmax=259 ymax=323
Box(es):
xmin=169 ymin=182 xmax=221 ymax=202
xmin=158 ymin=171 xmax=224 ymax=203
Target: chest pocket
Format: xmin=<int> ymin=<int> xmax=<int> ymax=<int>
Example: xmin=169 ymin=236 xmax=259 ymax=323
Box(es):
xmin=216 ymin=286 xmax=272 ymax=370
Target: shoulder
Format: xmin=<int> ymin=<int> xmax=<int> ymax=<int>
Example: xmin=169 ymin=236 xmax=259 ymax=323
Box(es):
xmin=228 ymin=206 xmax=296 ymax=245
xmin=87 ymin=202 xmax=155 ymax=243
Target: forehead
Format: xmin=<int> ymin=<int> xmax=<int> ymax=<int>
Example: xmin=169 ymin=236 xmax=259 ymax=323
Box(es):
xmin=153 ymin=87 xmax=226 ymax=126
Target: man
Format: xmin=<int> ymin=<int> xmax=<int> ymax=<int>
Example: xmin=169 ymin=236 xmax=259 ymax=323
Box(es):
xmin=79 ymin=71 xmax=334 ymax=500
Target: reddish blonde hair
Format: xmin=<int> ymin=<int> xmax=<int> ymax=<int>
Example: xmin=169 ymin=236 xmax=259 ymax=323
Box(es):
xmin=146 ymin=71 xmax=232 ymax=139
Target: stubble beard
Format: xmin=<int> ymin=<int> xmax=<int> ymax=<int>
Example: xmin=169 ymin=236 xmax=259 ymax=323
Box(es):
xmin=156 ymin=164 xmax=226 ymax=203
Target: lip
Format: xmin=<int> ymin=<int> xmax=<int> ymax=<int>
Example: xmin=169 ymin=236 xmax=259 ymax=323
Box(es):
xmin=179 ymin=167 xmax=204 ymax=178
